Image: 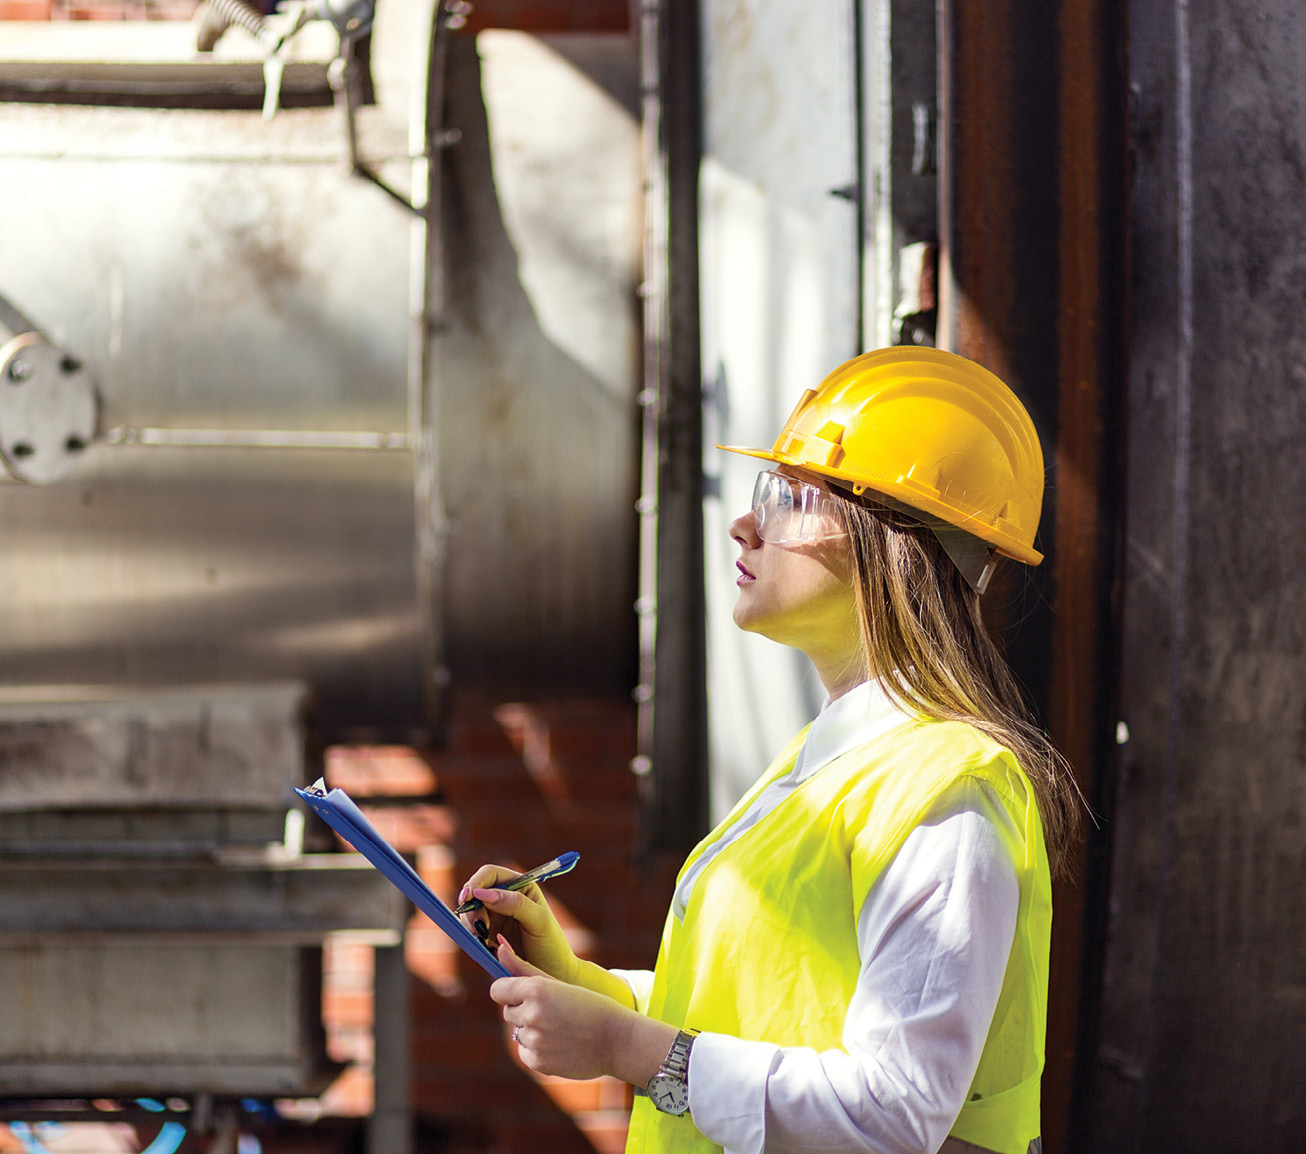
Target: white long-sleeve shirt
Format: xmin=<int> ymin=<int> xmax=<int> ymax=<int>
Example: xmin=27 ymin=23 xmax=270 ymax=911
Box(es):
xmin=617 ymin=680 xmax=1021 ymax=1154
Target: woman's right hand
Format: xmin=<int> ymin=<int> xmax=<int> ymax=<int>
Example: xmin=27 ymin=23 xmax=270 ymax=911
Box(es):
xmin=458 ymin=864 xmax=580 ymax=983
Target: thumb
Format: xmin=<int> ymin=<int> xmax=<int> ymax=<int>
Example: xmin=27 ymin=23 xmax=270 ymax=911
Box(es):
xmin=497 ymin=935 xmax=550 ymax=978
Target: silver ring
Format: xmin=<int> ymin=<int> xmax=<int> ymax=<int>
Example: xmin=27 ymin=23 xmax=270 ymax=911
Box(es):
xmin=512 ymin=1027 xmax=520 ymax=1043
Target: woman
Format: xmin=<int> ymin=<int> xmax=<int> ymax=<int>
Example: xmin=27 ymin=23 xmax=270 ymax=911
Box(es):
xmin=459 ymin=348 xmax=1082 ymax=1154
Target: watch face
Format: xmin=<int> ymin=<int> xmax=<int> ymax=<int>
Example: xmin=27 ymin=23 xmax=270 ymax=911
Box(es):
xmin=648 ymin=1073 xmax=689 ymax=1115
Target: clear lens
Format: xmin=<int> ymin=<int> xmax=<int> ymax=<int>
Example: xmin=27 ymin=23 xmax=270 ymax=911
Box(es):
xmin=751 ymin=470 xmax=845 ymax=544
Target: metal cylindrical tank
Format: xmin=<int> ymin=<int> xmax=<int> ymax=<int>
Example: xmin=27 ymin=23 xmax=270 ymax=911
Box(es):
xmin=0 ymin=13 xmax=642 ymax=741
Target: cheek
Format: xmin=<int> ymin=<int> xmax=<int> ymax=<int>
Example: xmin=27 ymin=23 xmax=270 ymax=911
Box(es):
xmin=802 ymin=569 xmax=859 ymax=627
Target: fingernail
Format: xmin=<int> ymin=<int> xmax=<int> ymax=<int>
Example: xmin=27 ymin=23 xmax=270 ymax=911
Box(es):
xmin=474 ymin=919 xmax=489 ymax=942
xmin=458 ymin=885 xmax=469 ymax=904
xmin=497 ymin=934 xmax=513 ymax=954
xmin=479 ymin=889 xmax=502 ymax=904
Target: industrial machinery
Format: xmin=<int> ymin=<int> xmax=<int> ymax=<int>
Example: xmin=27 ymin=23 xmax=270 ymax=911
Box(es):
xmin=0 ymin=0 xmax=642 ymax=1147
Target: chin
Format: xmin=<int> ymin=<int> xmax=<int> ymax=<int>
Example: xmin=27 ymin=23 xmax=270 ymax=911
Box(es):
xmin=732 ymin=605 xmax=776 ymax=640
xmin=731 ymin=601 xmax=762 ymax=635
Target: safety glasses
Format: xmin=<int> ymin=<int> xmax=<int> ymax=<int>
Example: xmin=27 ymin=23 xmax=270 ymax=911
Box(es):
xmin=751 ymin=470 xmax=846 ymax=545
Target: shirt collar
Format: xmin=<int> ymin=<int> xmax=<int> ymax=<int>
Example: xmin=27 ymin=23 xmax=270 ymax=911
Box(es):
xmin=792 ymin=678 xmax=913 ymax=781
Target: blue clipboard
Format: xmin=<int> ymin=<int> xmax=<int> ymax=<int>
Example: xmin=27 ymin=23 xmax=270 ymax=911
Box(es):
xmin=295 ymin=778 xmax=510 ymax=980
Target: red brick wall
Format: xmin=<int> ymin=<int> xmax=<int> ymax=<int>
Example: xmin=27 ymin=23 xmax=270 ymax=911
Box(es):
xmin=314 ymin=696 xmax=679 ymax=1154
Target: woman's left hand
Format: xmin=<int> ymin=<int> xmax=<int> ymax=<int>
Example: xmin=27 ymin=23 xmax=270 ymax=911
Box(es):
xmin=491 ymin=939 xmax=677 ymax=1085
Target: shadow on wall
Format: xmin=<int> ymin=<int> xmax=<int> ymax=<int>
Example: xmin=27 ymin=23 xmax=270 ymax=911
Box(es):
xmin=436 ymin=33 xmax=643 ymax=699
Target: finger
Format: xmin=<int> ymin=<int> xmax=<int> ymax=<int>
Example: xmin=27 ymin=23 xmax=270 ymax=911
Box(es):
xmin=496 ymin=936 xmax=549 ymax=978
xmin=457 ymin=878 xmax=531 ymax=942
xmin=471 ymin=887 xmax=556 ymax=936
xmin=471 ymin=886 xmax=528 ymax=915
xmin=457 ymin=864 xmax=520 ymax=908
xmin=489 ymin=974 xmax=528 ymax=1007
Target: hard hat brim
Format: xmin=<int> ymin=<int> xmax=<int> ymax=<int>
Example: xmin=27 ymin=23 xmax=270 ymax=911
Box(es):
xmin=716 ymin=442 xmax=1044 ymax=566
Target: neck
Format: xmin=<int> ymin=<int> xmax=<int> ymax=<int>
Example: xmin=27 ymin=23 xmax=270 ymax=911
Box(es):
xmin=809 ymin=648 xmax=868 ymax=703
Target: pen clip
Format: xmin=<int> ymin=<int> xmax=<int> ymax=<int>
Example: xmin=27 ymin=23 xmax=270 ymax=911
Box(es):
xmin=301 ymin=777 xmax=329 ymax=798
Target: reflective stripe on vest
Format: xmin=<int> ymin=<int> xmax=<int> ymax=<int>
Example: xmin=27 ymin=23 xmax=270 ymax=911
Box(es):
xmin=625 ymin=717 xmax=1053 ymax=1154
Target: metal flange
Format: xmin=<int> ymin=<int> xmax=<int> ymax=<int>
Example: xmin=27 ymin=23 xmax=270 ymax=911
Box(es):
xmin=0 ymin=332 xmax=98 ymax=485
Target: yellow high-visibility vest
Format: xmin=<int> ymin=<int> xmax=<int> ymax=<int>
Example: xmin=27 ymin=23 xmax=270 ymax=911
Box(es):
xmin=626 ymin=716 xmax=1052 ymax=1154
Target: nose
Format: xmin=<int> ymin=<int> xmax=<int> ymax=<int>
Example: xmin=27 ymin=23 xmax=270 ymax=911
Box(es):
xmin=730 ymin=509 xmax=761 ymax=547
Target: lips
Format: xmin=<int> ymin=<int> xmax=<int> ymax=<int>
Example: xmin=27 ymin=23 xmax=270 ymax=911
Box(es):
xmin=736 ymin=560 xmax=754 ymax=583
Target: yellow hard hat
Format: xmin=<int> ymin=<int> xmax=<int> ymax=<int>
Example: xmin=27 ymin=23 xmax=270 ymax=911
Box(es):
xmin=718 ymin=347 xmax=1046 ymax=565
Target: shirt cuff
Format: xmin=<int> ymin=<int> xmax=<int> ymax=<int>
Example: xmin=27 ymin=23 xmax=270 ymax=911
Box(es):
xmin=687 ymin=1032 xmax=779 ymax=1154
xmin=609 ymin=968 xmax=656 ymax=1014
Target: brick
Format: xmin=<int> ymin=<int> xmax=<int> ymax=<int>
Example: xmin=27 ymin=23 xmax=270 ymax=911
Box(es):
xmin=405 ymin=951 xmax=462 ymax=996
xmin=323 ymin=940 xmax=374 ymax=985
xmin=410 ymin=1026 xmax=502 ymax=1071
xmin=575 ymin=1111 xmax=634 ymax=1154
xmin=253 ymin=1121 xmax=362 ymax=1154
xmin=445 ymin=714 xmax=518 ymax=757
xmin=315 ymin=1065 xmax=373 ymax=1117
xmin=528 ymin=1074 xmax=611 ymax=1115
xmin=360 ymin=805 xmax=457 ymax=851
xmin=0 ymin=0 xmax=53 ymax=18
xmin=329 ymin=1030 xmax=373 ymax=1064
xmin=321 ymin=988 xmax=373 ymax=1028
xmin=302 ymin=695 xmax=667 ymax=1149
xmin=492 ymin=1115 xmax=599 ymax=1154
xmin=325 ymin=746 xmax=439 ymax=796
xmin=413 ymin=1073 xmax=519 ymax=1115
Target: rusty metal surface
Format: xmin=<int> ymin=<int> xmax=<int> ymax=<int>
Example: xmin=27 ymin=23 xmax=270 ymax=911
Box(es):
xmin=941 ymin=4 xmax=1127 ymax=1150
xmin=1087 ymin=1 xmax=1306 ymax=1151
xmin=1045 ymin=1 xmax=1129 ymax=1147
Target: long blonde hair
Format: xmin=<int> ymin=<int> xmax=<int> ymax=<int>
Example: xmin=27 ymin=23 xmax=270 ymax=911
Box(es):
xmin=836 ymin=493 xmax=1083 ymax=880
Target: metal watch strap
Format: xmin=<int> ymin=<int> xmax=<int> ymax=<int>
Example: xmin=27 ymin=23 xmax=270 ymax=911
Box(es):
xmin=644 ymin=1027 xmax=698 ymax=1114
xmin=659 ymin=1028 xmax=697 ymax=1082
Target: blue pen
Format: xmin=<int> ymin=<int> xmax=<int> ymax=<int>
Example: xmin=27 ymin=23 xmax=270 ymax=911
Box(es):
xmin=454 ymin=851 xmax=580 ymax=915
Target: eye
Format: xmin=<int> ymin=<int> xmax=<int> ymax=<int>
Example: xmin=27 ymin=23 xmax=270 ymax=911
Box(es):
xmin=775 ymin=478 xmax=796 ymax=513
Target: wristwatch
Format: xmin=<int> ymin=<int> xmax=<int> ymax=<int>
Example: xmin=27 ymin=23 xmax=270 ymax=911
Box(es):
xmin=646 ymin=1029 xmax=698 ymax=1116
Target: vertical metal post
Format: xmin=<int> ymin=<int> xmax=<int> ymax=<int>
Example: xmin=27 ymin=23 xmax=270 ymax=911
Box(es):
xmin=632 ymin=0 xmax=665 ymax=802
xmin=368 ymin=941 xmax=412 ymax=1154
xmin=934 ymin=0 xmax=956 ymax=353
xmin=635 ymin=0 xmax=708 ymax=856
xmin=939 ymin=3 xmax=1124 ymax=1149
xmin=862 ymin=0 xmax=940 ymax=349
xmin=413 ymin=0 xmax=456 ymax=742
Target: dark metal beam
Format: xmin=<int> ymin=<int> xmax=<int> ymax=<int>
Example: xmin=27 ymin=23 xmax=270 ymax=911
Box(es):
xmin=636 ymin=0 xmax=709 ymax=856
xmin=939 ymin=3 xmax=1125 ymax=1150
